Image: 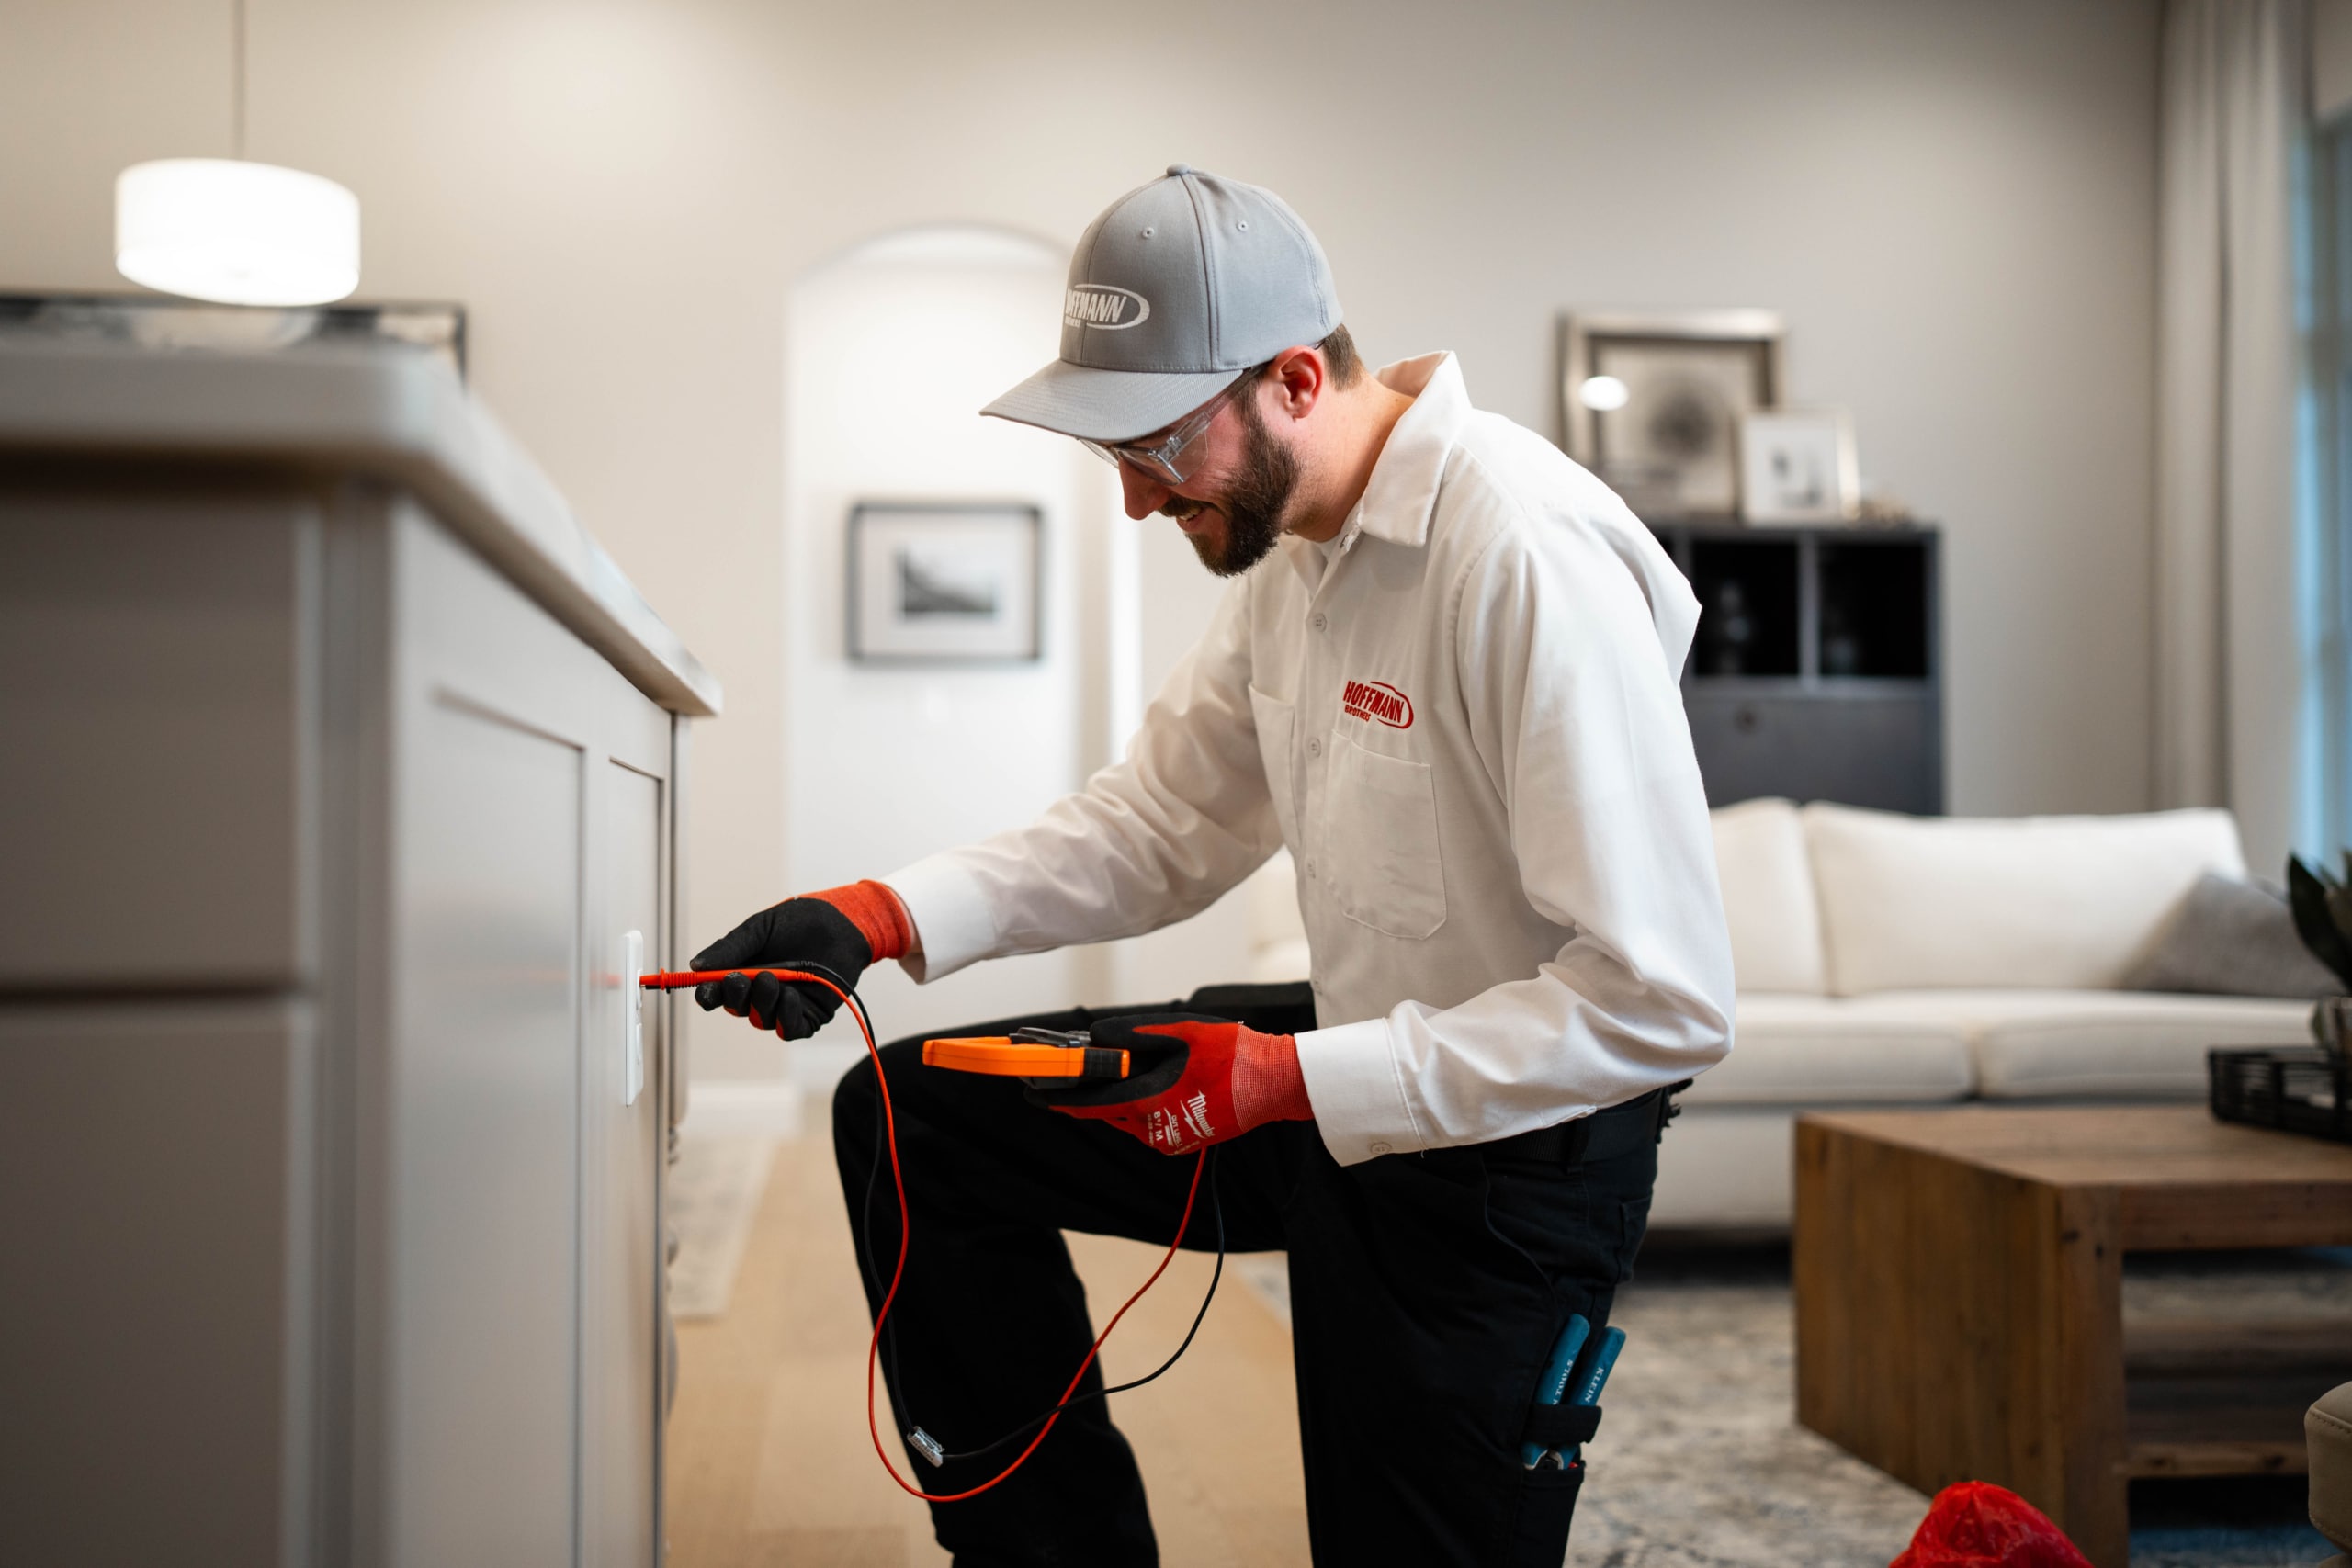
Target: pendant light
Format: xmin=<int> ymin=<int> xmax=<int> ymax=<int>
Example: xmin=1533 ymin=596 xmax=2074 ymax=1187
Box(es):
xmin=114 ymin=0 xmax=360 ymax=307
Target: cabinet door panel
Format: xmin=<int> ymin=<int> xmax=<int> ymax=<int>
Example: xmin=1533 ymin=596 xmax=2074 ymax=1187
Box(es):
xmin=390 ymin=693 xmax=582 ymax=1568
xmin=0 ymin=1000 xmax=311 ymax=1568
xmin=587 ymin=753 xmax=663 ymax=1567
xmin=0 ymin=492 xmax=311 ymax=987
xmin=1685 ymin=691 xmax=1942 ymax=813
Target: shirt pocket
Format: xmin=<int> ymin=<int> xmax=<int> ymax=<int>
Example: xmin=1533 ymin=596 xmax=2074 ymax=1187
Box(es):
xmin=1248 ymin=685 xmax=1301 ymax=852
xmin=1325 ymin=728 xmax=1448 ymax=939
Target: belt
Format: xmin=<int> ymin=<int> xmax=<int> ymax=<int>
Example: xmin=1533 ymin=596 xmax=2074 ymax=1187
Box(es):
xmin=1474 ymin=1082 xmax=1688 ymax=1167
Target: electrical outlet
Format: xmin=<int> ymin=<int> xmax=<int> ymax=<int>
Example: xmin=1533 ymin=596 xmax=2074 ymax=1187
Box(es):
xmin=623 ymin=929 xmax=645 ymax=1107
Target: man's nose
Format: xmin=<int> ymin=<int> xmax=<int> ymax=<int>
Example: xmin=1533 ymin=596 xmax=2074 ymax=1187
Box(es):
xmin=1116 ymin=461 xmax=1171 ymax=520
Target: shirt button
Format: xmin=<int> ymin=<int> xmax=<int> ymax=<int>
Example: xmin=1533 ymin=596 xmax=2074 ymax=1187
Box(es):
xmin=1369 ymin=1141 xmax=1392 ymax=1156
xmin=1311 ymin=613 xmax=1328 ymax=632
xmin=1307 ymin=736 xmax=1322 ymax=758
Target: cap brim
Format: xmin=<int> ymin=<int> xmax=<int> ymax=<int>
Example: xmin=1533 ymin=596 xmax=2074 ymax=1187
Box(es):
xmin=980 ymin=358 xmax=1247 ymax=443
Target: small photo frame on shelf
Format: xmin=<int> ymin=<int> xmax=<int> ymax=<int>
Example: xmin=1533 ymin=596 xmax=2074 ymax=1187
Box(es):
xmin=1737 ymin=410 xmax=1860 ymax=524
xmin=847 ymin=501 xmax=1042 ymax=663
xmin=1558 ymin=309 xmax=1784 ymax=517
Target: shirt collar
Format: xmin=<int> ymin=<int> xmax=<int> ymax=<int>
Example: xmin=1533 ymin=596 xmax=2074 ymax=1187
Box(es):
xmin=1276 ymin=351 xmax=1468 ymax=588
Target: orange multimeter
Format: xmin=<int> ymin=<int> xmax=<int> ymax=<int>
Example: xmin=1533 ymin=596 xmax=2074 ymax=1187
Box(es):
xmin=921 ymin=1026 xmax=1130 ymax=1088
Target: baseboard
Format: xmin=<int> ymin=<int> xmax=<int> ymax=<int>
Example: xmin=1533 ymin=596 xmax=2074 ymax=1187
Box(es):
xmin=790 ymin=1042 xmax=865 ymax=1102
xmin=680 ymin=1077 xmax=802 ymax=1139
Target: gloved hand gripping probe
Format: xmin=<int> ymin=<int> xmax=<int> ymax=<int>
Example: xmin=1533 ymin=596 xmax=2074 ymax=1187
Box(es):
xmin=639 ymin=976 xmax=1131 ymax=1085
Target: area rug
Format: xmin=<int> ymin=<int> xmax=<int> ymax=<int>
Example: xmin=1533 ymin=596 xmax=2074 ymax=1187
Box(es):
xmin=667 ymin=1134 xmax=777 ymax=1320
xmin=1233 ymin=1245 xmax=2346 ymax=1567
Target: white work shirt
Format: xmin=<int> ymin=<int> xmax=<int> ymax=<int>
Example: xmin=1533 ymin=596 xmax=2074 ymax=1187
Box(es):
xmin=888 ymin=353 xmax=1735 ymax=1165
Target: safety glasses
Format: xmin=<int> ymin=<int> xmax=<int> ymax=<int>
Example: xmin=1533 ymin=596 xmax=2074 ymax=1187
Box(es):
xmin=1080 ymin=377 xmax=1248 ymax=486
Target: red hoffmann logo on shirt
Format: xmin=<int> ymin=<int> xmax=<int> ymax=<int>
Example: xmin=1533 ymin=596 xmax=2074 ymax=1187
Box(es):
xmin=1341 ymin=679 xmax=1414 ymax=729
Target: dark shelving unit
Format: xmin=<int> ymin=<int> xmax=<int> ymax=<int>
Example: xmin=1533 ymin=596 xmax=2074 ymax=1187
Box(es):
xmin=1648 ymin=519 xmax=1943 ymax=814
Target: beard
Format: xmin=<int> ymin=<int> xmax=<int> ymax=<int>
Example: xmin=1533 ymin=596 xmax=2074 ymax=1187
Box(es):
xmin=1161 ymin=388 xmax=1298 ymax=577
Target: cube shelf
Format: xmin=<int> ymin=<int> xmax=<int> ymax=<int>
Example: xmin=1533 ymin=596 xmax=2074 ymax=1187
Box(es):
xmin=1645 ymin=519 xmax=1943 ymax=814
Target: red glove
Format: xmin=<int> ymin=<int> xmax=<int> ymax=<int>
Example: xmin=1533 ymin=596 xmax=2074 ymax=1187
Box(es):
xmin=1029 ymin=1013 xmax=1313 ymax=1155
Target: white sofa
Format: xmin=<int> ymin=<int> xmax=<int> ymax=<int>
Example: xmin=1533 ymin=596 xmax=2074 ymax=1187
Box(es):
xmin=1248 ymin=800 xmax=2317 ymax=1231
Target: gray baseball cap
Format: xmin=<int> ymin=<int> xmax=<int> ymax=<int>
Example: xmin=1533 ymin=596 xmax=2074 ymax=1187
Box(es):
xmin=982 ymin=165 xmax=1343 ymax=443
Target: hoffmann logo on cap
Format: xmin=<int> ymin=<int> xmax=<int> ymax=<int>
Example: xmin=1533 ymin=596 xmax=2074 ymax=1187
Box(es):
xmin=1065 ymin=284 xmax=1150 ymax=330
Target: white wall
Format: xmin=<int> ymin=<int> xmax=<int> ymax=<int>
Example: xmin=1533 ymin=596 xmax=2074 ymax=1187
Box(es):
xmin=780 ymin=228 xmax=1096 ymax=1061
xmin=0 ymin=0 xmax=2165 ymax=1078
xmin=774 ymin=227 xmax=1268 ymax=1075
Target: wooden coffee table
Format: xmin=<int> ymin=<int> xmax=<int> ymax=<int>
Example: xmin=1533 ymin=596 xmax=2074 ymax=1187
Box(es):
xmin=1793 ymin=1106 xmax=2352 ymax=1568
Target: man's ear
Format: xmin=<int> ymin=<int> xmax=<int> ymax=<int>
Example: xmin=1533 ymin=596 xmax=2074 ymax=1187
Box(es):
xmin=1264 ymin=345 xmax=1327 ymax=423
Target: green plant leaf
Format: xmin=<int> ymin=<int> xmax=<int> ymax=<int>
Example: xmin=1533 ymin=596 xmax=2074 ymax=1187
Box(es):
xmin=2289 ymin=855 xmax=2352 ymax=991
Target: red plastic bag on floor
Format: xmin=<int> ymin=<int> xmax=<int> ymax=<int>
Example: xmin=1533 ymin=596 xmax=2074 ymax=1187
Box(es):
xmin=1889 ymin=1482 xmax=2094 ymax=1568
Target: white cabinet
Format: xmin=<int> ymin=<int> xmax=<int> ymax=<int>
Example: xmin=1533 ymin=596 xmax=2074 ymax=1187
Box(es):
xmin=0 ymin=343 xmax=717 ymax=1568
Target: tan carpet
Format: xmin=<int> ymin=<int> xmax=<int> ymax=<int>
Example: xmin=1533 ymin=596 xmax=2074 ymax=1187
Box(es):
xmin=665 ymin=1131 xmax=1310 ymax=1567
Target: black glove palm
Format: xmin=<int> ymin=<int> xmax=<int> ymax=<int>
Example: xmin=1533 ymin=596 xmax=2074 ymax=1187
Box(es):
xmin=689 ymin=897 xmax=873 ymax=1039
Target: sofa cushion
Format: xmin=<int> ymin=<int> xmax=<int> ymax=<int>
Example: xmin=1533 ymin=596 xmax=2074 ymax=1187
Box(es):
xmin=1679 ymin=994 xmax=1973 ymax=1106
xmin=1836 ymin=988 xmax=2313 ymax=1100
xmin=1804 ymin=804 xmax=2249 ymax=995
xmin=2120 ymin=873 xmax=2342 ymax=999
xmin=1710 ymin=797 xmax=1827 ymax=994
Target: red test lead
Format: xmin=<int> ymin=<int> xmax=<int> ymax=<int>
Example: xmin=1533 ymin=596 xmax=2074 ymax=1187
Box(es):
xmin=636 ymin=964 xmax=1208 ymax=1504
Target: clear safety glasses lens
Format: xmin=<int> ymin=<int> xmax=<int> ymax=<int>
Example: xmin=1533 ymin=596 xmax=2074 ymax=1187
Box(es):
xmin=1080 ymin=438 xmax=1183 ymax=486
xmin=1080 ymin=379 xmax=1242 ymax=486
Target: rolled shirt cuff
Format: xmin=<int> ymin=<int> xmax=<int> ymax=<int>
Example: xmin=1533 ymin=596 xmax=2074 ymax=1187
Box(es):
xmin=1294 ymin=1017 xmax=1425 ymax=1166
xmin=877 ymin=854 xmax=998 ymax=983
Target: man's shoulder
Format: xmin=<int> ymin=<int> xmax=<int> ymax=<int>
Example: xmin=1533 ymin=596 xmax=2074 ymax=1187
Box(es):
xmin=1434 ymin=410 xmax=1647 ymax=564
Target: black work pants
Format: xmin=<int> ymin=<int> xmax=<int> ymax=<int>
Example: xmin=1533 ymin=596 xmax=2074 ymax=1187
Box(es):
xmin=831 ymin=984 xmax=1660 ymax=1567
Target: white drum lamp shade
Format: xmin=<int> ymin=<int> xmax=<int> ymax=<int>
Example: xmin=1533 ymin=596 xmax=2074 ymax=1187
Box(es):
xmin=115 ymin=158 xmax=361 ymax=307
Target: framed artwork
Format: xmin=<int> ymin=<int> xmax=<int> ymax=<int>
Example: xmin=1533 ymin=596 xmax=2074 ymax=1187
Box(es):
xmin=847 ymin=502 xmax=1043 ymax=663
xmin=1738 ymin=409 xmax=1860 ymax=524
xmin=1557 ymin=310 xmax=1785 ymax=518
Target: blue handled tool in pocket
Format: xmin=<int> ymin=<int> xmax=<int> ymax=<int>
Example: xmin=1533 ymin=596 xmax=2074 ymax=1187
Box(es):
xmin=1520 ymin=1316 xmax=1627 ymax=1469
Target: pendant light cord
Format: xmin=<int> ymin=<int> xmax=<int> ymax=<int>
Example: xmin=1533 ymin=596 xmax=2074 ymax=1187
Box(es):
xmin=232 ymin=0 xmax=246 ymax=159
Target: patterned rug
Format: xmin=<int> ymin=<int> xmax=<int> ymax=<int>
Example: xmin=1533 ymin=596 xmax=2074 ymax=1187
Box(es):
xmin=667 ymin=1134 xmax=777 ymax=1320
xmin=1235 ymin=1244 xmax=2347 ymax=1567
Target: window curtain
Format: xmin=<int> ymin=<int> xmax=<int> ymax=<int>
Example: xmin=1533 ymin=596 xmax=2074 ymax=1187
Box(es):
xmin=2155 ymin=0 xmax=2309 ymax=877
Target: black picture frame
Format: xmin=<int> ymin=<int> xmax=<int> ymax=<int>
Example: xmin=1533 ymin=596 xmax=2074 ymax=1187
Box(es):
xmin=845 ymin=501 xmax=1045 ymax=664
xmin=1557 ymin=310 xmax=1785 ymax=519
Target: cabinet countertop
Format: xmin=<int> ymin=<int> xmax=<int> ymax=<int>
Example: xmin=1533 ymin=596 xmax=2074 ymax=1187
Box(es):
xmin=0 ymin=338 xmax=719 ymax=717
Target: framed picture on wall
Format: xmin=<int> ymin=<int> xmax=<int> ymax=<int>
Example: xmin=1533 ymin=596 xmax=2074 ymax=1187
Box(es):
xmin=1738 ymin=409 xmax=1860 ymax=524
xmin=1557 ymin=309 xmax=1784 ymax=518
xmin=847 ymin=501 xmax=1043 ymax=663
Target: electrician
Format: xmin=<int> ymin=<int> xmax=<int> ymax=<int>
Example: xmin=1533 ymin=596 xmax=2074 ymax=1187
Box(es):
xmin=693 ymin=165 xmax=1734 ymax=1567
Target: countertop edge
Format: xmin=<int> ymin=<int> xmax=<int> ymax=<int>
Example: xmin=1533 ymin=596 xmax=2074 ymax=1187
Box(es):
xmin=0 ymin=341 xmax=722 ymax=718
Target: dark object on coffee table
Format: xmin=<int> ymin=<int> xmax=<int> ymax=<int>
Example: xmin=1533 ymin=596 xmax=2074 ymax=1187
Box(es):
xmin=2210 ymin=1046 xmax=2352 ymax=1145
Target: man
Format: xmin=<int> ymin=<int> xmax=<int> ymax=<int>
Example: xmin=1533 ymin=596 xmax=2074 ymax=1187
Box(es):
xmin=693 ymin=165 xmax=1734 ymax=1566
